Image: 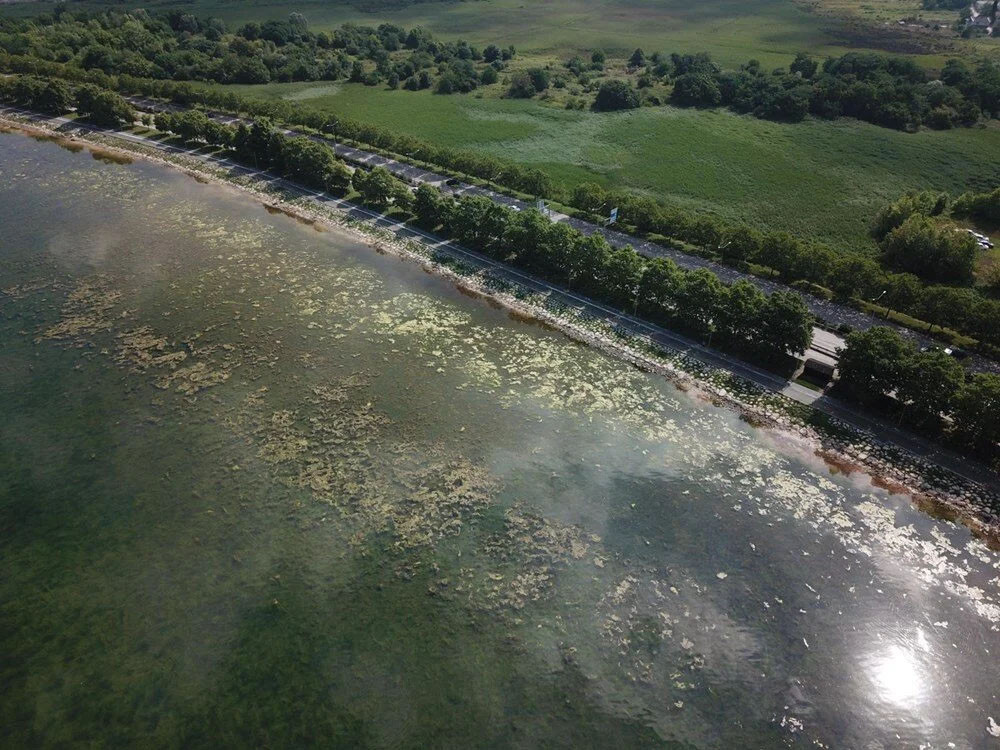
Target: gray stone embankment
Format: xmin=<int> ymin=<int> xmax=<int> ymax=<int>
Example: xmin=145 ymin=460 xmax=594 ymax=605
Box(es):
xmin=3 ymin=111 xmax=996 ymax=545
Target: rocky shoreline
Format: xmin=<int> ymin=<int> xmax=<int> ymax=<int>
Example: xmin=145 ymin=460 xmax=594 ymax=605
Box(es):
xmin=3 ymin=112 xmax=998 ymax=545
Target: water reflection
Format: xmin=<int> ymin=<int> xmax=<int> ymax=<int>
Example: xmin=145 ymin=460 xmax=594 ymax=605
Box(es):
xmin=865 ymin=627 xmax=934 ymax=713
xmin=3 ymin=130 xmax=1000 ymax=749
xmin=872 ymin=645 xmax=922 ymax=706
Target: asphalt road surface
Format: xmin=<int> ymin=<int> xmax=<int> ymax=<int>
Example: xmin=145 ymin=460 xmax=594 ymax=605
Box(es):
xmin=4 ymin=104 xmax=997 ymax=490
xmin=123 ymin=96 xmax=999 ymax=376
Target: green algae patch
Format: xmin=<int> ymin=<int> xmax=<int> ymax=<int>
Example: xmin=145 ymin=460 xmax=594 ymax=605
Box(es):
xmin=5 ymin=132 xmax=1000 ymax=749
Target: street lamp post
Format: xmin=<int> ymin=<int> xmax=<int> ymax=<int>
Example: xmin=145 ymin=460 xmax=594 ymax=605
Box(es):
xmin=872 ymin=289 xmax=888 ymax=318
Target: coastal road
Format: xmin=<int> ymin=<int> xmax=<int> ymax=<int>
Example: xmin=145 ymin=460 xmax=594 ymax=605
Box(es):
xmin=122 ymin=96 xmax=1000 ymax=376
xmin=3 ymin=105 xmax=997 ymax=491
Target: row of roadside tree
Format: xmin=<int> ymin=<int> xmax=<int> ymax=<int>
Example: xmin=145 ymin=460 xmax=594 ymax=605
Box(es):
xmin=1 ymin=74 xmax=996 ymax=463
xmin=838 ymin=326 xmax=999 ymax=462
xmin=142 ymin=106 xmax=815 ymax=366
xmin=2 ymin=56 xmax=997 ymax=356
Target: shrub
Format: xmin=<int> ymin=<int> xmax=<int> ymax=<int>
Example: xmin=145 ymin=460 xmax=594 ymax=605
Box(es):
xmin=880 ymin=214 xmax=977 ymax=285
xmin=593 ymin=79 xmax=640 ymax=111
xmin=507 ymin=72 xmax=535 ymax=98
xmin=670 ymin=72 xmax=721 ymax=107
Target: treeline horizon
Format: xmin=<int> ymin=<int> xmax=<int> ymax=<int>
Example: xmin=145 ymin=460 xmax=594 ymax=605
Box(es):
xmin=661 ymin=51 xmax=998 ymax=131
xmin=558 ymin=47 xmax=1000 ymax=131
xmin=2 ymin=7 xmax=999 ymax=133
xmin=0 ymin=8 xmax=515 ymax=91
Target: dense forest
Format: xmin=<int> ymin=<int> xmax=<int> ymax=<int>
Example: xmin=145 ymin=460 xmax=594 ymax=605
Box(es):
xmin=669 ymin=52 xmax=999 ymax=130
xmin=2 ymin=8 xmax=999 ymax=131
xmin=0 ymin=7 xmax=513 ymax=91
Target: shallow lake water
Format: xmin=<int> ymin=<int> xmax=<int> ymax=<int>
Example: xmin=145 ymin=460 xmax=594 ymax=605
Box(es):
xmin=2 ymin=131 xmax=999 ymax=748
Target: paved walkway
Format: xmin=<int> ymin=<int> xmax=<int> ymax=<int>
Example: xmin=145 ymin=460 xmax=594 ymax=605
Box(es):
xmin=3 ymin=105 xmax=996 ymax=490
xmin=123 ymin=96 xmax=999 ymax=375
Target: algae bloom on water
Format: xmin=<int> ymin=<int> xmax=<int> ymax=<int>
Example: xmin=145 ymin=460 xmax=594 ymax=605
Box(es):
xmin=2 ymin=129 xmax=1000 ymax=749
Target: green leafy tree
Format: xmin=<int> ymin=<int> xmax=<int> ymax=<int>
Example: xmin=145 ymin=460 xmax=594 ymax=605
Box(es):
xmin=392 ymin=180 xmax=414 ymax=212
xmin=503 ymin=209 xmax=551 ymax=270
xmin=74 ymin=84 xmax=134 ymax=127
xmin=897 ymin=349 xmax=964 ymax=424
xmin=507 ymin=72 xmax=537 ymax=98
xmin=670 ymin=72 xmax=721 ymax=107
xmin=326 ymin=161 xmax=353 ymax=192
xmin=787 ymin=243 xmax=834 ymax=287
xmin=571 ymin=183 xmax=608 ymax=214
xmin=967 ymin=299 xmax=1000 ymax=349
xmin=11 ymin=76 xmax=46 ymax=108
xmin=880 ymin=214 xmax=977 ymax=285
xmin=715 ymin=280 xmax=766 ymax=347
xmin=756 ymin=290 xmax=814 ymax=357
xmin=758 ymin=232 xmax=800 ymax=281
xmin=233 ymin=118 xmax=276 ymax=169
xmin=674 ymin=268 xmax=726 ymax=338
xmin=593 ymin=79 xmax=640 ymax=111
xmin=601 ymin=246 xmax=644 ymax=309
xmin=789 ymin=52 xmax=818 ymax=79
xmin=953 ymin=373 xmax=1000 ymax=458
xmin=870 ymin=190 xmax=949 ymax=240
xmin=279 ymin=136 xmax=345 ymax=191
xmin=882 ymin=273 xmax=922 ymax=319
xmin=572 ymin=233 xmax=612 ymax=294
xmin=826 ymin=253 xmax=882 ymax=300
xmin=353 ymin=166 xmax=397 ymax=208
xmin=952 ymin=186 xmax=1000 ymax=223
xmin=37 ymin=78 xmax=73 ymax=113
xmin=919 ymin=285 xmax=978 ymax=333
xmin=636 ymin=257 xmax=682 ymax=320
xmin=720 ymin=226 xmax=762 ymax=265
xmin=413 ymin=183 xmax=444 ymax=227
xmin=171 ymin=110 xmax=212 ymax=141
xmin=446 ymin=195 xmax=512 ymax=255
xmin=542 ymin=222 xmax=581 ymax=284
xmin=837 ymin=326 xmax=915 ymax=404
xmin=527 ymin=68 xmax=550 ymax=92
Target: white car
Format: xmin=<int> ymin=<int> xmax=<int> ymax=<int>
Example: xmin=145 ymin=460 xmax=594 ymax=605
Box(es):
xmin=964 ymin=229 xmax=994 ymax=249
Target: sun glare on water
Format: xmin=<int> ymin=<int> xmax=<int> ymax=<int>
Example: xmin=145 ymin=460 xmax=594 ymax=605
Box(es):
xmin=872 ymin=645 xmax=923 ymax=706
xmin=868 ymin=628 xmax=933 ymax=708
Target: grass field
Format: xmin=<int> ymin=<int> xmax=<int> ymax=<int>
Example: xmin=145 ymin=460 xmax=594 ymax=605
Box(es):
xmin=0 ymin=0 xmax=979 ymax=68
xmin=211 ymin=79 xmax=1000 ymax=252
xmin=6 ymin=0 xmax=999 ymax=249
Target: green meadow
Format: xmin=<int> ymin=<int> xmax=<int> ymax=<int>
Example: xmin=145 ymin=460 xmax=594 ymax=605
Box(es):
xmin=210 ymin=80 xmax=1000 ymax=251
xmin=7 ymin=0 xmax=1000 ymax=248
